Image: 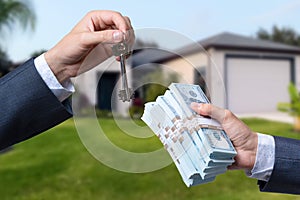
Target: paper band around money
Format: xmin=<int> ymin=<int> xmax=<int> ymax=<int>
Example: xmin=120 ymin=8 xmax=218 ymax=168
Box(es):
xmin=141 ymin=83 xmax=237 ymax=187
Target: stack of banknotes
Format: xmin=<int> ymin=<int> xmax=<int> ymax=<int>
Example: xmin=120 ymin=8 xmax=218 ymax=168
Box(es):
xmin=141 ymin=83 xmax=237 ymax=187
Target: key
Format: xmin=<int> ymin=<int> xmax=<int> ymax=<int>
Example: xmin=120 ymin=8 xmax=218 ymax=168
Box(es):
xmin=112 ymin=42 xmax=134 ymax=102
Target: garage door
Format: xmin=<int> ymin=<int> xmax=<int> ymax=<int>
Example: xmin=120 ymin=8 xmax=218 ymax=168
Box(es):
xmin=227 ymin=58 xmax=291 ymax=114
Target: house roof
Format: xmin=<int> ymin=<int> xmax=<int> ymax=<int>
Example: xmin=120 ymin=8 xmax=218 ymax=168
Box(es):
xmin=131 ymin=32 xmax=300 ymax=67
xmin=179 ymin=32 xmax=300 ymax=54
xmin=130 ymin=48 xmax=178 ymax=67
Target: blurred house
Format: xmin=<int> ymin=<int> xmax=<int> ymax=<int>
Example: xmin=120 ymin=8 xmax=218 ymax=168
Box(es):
xmin=132 ymin=32 xmax=300 ymax=114
xmin=74 ymin=48 xmax=176 ymax=116
xmin=75 ymin=32 xmax=300 ymax=115
xmin=73 ymin=57 xmax=133 ymax=116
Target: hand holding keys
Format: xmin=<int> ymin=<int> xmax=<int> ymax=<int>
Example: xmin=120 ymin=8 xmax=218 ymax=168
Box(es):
xmin=112 ymin=36 xmax=134 ymax=102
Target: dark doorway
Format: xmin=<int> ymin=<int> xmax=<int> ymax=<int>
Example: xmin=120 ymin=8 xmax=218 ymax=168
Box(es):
xmin=194 ymin=67 xmax=207 ymax=94
xmin=97 ymin=72 xmax=118 ymax=110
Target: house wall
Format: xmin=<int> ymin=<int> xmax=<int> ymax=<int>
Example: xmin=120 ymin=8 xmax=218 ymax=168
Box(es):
xmin=73 ymin=57 xmax=132 ymax=116
xmin=296 ymin=56 xmax=300 ymax=89
xmin=159 ymin=50 xmax=227 ymax=108
xmin=206 ymin=48 xmax=227 ymax=108
xmin=162 ymin=52 xmax=208 ymax=84
xmin=158 ymin=48 xmax=300 ymax=114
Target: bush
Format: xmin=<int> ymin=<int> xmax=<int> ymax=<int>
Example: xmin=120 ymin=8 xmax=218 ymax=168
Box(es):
xmin=142 ymin=68 xmax=178 ymax=103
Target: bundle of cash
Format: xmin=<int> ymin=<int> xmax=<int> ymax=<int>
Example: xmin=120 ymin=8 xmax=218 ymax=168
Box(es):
xmin=141 ymin=83 xmax=237 ymax=187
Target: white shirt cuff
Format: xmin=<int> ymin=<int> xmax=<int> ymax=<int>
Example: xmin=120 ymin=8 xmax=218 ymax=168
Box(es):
xmin=34 ymin=53 xmax=75 ymax=102
xmin=246 ymin=133 xmax=275 ymax=182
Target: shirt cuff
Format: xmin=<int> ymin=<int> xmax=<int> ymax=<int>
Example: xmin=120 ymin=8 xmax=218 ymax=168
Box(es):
xmin=34 ymin=53 xmax=75 ymax=102
xmin=246 ymin=133 xmax=275 ymax=182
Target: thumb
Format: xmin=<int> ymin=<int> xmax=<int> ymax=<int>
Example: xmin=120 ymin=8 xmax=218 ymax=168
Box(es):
xmin=81 ymin=30 xmax=124 ymax=46
xmin=190 ymin=102 xmax=226 ymax=123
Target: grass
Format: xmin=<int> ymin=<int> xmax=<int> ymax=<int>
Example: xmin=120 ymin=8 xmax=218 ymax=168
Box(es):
xmin=0 ymin=118 xmax=299 ymax=200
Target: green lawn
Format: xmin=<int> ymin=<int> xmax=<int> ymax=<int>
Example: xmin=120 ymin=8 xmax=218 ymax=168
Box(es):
xmin=0 ymin=118 xmax=299 ymax=200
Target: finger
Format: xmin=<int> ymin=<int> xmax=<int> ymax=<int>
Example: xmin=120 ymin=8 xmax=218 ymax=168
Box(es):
xmin=190 ymin=102 xmax=205 ymax=115
xmin=190 ymin=103 xmax=226 ymax=123
xmin=127 ymin=28 xmax=135 ymax=43
xmin=227 ymin=163 xmax=240 ymax=170
xmin=99 ymin=10 xmax=129 ymax=33
xmin=124 ymin=16 xmax=133 ymax=30
xmin=123 ymin=16 xmax=135 ymax=44
xmin=80 ymin=30 xmax=124 ymax=47
xmin=111 ymin=13 xmax=130 ymax=32
xmin=80 ymin=10 xmax=129 ymax=33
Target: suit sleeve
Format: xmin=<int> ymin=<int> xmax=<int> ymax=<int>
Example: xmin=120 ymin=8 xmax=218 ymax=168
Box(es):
xmin=0 ymin=58 xmax=72 ymax=150
xmin=258 ymin=136 xmax=300 ymax=194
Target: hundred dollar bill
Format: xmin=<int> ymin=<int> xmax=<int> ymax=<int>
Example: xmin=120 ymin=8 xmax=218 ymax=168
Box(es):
xmin=160 ymin=92 xmax=205 ymax=138
xmin=156 ymin=98 xmax=226 ymax=178
xmin=142 ymin=102 xmax=219 ymax=186
xmin=156 ymin=95 xmax=209 ymax=162
xmin=168 ymin=83 xmax=236 ymax=158
xmin=163 ymin=90 xmax=214 ymax=136
xmin=143 ymin=104 xmax=197 ymax=178
xmin=156 ymin=96 xmax=232 ymax=171
xmin=168 ymin=83 xmax=220 ymax=127
xmin=150 ymin=104 xmax=218 ymax=180
xmin=142 ymin=104 xmax=215 ymax=187
xmin=141 ymin=83 xmax=237 ymax=187
xmin=156 ymin=95 xmax=234 ymax=171
xmin=142 ymin=105 xmax=194 ymax=185
xmin=163 ymin=90 xmax=235 ymax=161
xmin=200 ymin=128 xmax=236 ymax=159
xmin=156 ymin=96 xmax=202 ymax=148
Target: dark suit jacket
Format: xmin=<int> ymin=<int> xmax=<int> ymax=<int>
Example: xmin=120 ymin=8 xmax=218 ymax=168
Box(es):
xmin=259 ymin=136 xmax=300 ymax=194
xmin=0 ymin=58 xmax=72 ymax=150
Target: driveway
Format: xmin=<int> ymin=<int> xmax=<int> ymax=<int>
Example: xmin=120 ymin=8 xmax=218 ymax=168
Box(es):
xmin=236 ymin=111 xmax=293 ymax=124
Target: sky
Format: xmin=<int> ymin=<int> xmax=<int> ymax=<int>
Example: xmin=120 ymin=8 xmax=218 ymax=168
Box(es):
xmin=3 ymin=0 xmax=300 ymax=62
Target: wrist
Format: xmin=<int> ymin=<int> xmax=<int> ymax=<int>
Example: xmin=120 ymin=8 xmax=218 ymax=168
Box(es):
xmin=246 ymin=133 xmax=275 ymax=181
xmin=248 ymin=132 xmax=258 ymax=170
xmin=44 ymin=50 xmax=71 ymax=84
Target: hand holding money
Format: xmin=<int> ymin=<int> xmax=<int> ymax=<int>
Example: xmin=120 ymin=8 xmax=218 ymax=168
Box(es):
xmin=190 ymin=103 xmax=258 ymax=170
xmin=142 ymin=83 xmax=237 ymax=187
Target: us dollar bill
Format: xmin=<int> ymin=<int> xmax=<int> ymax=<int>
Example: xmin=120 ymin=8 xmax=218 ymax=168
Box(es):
xmin=142 ymin=102 xmax=217 ymax=186
xmin=141 ymin=83 xmax=237 ymax=187
xmin=168 ymin=83 xmax=236 ymax=157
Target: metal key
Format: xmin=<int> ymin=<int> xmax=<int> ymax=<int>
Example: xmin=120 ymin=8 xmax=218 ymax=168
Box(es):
xmin=112 ymin=42 xmax=134 ymax=102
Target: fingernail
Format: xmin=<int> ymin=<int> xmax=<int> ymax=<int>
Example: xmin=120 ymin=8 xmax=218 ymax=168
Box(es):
xmin=113 ymin=31 xmax=123 ymax=42
xmin=190 ymin=102 xmax=201 ymax=109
